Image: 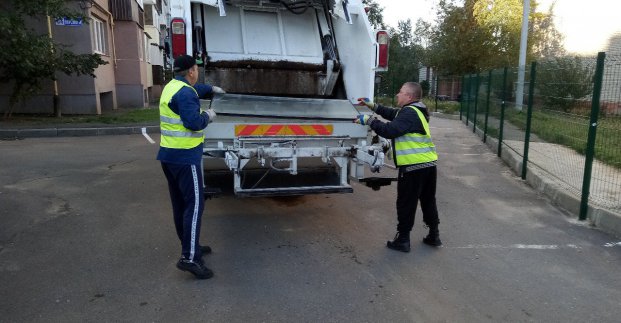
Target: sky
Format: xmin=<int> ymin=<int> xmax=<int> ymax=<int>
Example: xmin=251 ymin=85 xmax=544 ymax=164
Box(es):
xmin=373 ymin=0 xmax=621 ymax=55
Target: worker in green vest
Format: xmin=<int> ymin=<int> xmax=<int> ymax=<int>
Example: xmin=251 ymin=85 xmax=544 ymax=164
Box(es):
xmin=157 ymin=55 xmax=225 ymax=279
xmin=355 ymin=82 xmax=442 ymax=252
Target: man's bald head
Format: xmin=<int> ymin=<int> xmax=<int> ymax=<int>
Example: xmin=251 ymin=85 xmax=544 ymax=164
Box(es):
xmin=403 ymin=82 xmax=422 ymax=100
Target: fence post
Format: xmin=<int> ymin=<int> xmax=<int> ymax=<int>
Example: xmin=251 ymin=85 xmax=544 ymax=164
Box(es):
xmin=579 ymin=52 xmax=606 ymax=221
xmin=498 ymin=67 xmax=508 ymax=158
xmin=473 ymin=73 xmax=480 ymax=133
xmin=521 ymin=61 xmax=537 ymax=180
xmin=460 ymin=75 xmax=465 ymax=121
xmin=466 ymin=74 xmax=472 ymax=126
xmin=435 ymin=74 xmax=439 ymax=112
xmin=484 ymin=70 xmax=492 ymax=143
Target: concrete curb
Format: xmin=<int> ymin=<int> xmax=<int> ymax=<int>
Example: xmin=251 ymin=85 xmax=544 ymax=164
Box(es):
xmin=0 ymin=125 xmax=160 ymax=139
xmin=463 ymin=119 xmax=621 ymax=238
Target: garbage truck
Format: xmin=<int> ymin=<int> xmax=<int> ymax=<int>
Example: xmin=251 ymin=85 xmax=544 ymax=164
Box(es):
xmin=169 ymin=0 xmax=392 ymax=197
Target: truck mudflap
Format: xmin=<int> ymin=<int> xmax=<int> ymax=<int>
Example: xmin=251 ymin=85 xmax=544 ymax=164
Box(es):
xmin=202 ymin=94 xmax=393 ymax=197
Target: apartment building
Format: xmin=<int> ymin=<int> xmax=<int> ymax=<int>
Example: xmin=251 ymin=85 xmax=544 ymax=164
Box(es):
xmin=0 ymin=0 xmax=170 ymax=115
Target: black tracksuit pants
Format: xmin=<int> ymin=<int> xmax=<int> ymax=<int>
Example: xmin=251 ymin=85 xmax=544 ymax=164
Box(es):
xmin=161 ymin=162 xmax=205 ymax=262
xmin=396 ymin=165 xmax=439 ymax=233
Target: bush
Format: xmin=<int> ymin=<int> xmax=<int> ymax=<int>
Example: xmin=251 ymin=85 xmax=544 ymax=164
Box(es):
xmin=536 ymin=56 xmax=594 ymax=113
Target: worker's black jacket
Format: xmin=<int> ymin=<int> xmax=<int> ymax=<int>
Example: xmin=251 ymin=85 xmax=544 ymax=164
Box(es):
xmin=368 ymin=101 xmax=429 ymax=139
xmin=368 ymin=101 xmax=431 ymax=166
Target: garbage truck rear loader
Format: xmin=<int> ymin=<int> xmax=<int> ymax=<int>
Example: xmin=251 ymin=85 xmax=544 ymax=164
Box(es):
xmin=169 ymin=0 xmax=391 ymax=197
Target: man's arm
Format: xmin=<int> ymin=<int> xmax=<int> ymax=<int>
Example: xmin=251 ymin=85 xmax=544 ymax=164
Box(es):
xmin=175 ymin=87 xmax=209 ymax=130
xmin=374 ymin=104 xmax=400 ymax=121
xmin=369 ymin=107 xmax=425 ymax=139
xmin=193 ymin=84 xmax=213 ymax=99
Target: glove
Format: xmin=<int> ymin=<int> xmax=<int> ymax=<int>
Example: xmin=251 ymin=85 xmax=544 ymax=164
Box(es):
xmin=204 ymin=108 xmax=217 ymax=123
xmin=357 ymin=97 xmax=377 ymax=111
xmin=353 ymin=114 xmax=376 ymax=126
xmin=212 ymin=86 xmax=226 ymax=94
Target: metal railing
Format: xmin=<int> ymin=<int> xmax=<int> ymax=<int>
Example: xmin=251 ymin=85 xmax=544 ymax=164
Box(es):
xmin=459 ymin=52 xmax=621 ymax=220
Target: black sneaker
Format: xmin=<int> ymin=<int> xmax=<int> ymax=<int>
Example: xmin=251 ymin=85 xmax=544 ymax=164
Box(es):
xmin=176 ymin=258 xmax=214 ymax=279
xmin=200 ymin=245 xmax=212 ymax=255
xmin=422 ymin=234 xmax=443 ymax=247
xmin=386 ymin=233 xmax=411 ymax=252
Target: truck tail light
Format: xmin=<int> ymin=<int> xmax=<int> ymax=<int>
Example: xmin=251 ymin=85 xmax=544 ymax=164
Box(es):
xmin=377 ymin=31 xmax=389 ymax=69
xmin=171 ymin=18 xmax=186 ymax=59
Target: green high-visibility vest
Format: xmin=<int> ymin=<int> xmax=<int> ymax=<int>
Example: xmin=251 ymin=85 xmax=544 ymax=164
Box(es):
xmin=159 ymin=79 xmax=204 ymax=149
xmin=394 ymin=105 xmax=438 ymax=166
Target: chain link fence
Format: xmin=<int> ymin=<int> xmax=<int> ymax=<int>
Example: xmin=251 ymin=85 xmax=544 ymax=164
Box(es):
xmin=459 ymin=52 xmax=621 ymax=219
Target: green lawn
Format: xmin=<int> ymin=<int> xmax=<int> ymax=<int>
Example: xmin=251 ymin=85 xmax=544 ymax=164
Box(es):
xmin=1 ymin=107 xmax=159 ymax=126
xmin=467 ymin=105 xmax=621 ymax=168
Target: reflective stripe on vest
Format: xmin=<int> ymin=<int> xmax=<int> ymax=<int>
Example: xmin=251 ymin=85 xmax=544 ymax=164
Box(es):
xmin=394 ymin=105 xmax=438 ymax=166
xmin=159 ymin=79 xmax=204 ymax=149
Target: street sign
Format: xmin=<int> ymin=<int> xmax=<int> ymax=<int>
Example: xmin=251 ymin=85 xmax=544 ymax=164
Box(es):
xmin=55 ymin=17 xmax=83 ymax=26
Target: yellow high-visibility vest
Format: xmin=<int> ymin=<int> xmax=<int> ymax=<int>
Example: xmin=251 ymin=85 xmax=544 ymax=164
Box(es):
xmin=159 ymin=79 xmax=204 ymax=149
xmin=394 ymin=105 xmax=438 ymax=166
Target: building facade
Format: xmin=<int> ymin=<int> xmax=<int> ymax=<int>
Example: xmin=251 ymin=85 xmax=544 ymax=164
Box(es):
xmin=0 ymin=0 xmax=171 ymax=115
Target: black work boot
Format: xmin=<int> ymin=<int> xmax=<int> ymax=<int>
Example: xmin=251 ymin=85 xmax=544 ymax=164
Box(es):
xmin=387 ymin=232 xmax=411 ymax=252
xmin=422 ymin=227 xmax=442 ymax=247
xmin=176 ymin=258 xmax=214 ymax=279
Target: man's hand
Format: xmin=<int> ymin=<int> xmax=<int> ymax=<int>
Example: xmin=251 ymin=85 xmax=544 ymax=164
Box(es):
xmin=353 ymin=114 xmax=375 ymax=126
xmin=357 ymin=97 xmax=377 ymax=111
xmin=212 ymin=86 xmax=226 ymax=94
xmin=205 ymin=109 xmax=217 ymax=123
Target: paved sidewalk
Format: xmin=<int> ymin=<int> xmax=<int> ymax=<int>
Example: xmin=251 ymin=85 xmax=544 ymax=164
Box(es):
xmin=463 ymin=117 xmax=621 ymax=238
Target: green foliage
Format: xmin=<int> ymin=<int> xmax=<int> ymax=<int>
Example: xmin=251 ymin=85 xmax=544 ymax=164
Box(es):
xmin=362 ymin=0 xmax=386 ymax=29
xmin=536 ymin=56 xmax=594 ymax=112
xmin=428 ymin=0 xmax=563 ymax=75
xmin=0 ymin=0 xmax=107 ymax=117
xmin=376 ymin=19 xmax=426 ymax=98
xmin=422 ymin=98 xmax=460 ymax=114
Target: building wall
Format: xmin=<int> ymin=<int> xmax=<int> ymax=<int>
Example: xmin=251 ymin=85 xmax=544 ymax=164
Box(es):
xmin=112 ymin=0 xmax=149 ymax=108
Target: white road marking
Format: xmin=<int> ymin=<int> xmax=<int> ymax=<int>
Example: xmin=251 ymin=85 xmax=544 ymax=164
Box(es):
xmin=604 ymin=242 xmax=621 ymax=247
xmin=450 ymin=244 xmax=581 ymax=250
xmin=142 ymin=127 xmax=155 ymax=144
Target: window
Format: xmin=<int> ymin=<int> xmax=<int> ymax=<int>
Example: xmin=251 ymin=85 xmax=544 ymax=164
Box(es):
xmin=92 ymin=17 xmax=108 ymax=55
xmin=144 ymin=4 xmax=153 ymax=25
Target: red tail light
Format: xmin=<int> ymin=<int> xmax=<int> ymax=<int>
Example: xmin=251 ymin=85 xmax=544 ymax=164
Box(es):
xmin=171 ymin=18 xmax=186 ymax=59
xmin=377 ymin=31 xmax=389 ymax=69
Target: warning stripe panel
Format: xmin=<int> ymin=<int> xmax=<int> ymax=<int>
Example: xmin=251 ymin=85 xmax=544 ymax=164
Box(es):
xmin=235 ymin=124 xmax=334 ymax=136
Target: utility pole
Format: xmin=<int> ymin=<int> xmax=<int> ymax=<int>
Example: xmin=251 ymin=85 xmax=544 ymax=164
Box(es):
xmin=515 ymin=0 xmax=530 ymax=111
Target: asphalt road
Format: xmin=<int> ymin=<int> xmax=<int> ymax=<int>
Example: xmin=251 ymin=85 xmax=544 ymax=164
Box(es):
xmin=1 ymin=118 xmax=620 ymax=322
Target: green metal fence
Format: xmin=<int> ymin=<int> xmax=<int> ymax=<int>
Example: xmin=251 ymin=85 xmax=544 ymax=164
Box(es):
xmin=459 ymin=52 xmax=621 ymax=220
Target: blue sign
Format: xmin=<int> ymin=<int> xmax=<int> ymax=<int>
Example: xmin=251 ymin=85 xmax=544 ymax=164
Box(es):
xmin=55 ymin=17 xmax=83 ymax=26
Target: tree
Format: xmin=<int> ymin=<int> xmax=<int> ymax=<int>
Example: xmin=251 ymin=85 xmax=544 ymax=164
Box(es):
xmin=362 ymin=0 xmax=386 ymax=30
xmin=536 ymin=56 xmax=593 ymax=113
xmin=530 ymin=3 xmax=565 ymax=58
xmin=377 ymin=19 xmax=426 ymax=101
xmin=0 ymin=0 xmax=107 ymax=118
xmin=427 ymin=0 xmax=564 ymax=76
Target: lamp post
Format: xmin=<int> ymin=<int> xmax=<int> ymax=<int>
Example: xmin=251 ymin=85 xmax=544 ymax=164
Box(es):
xmin=515 ymin=0 xmax=530 ymax=111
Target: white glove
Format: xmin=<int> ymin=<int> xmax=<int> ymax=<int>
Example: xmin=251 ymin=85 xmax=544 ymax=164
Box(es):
xmin=212 ymin=86 xmax=226 ymax=94
xmin=205 ymin=108 xmax=217 ymax=123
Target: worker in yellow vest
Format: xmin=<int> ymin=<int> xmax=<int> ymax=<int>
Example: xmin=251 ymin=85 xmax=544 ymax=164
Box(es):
xmin=157 ymin=55 xmax=225 ymax=279
xmin=355 ymin=82 xmax=442 ymax=252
